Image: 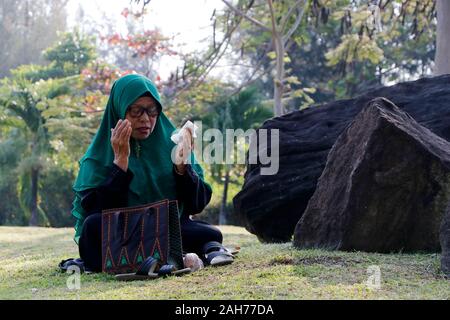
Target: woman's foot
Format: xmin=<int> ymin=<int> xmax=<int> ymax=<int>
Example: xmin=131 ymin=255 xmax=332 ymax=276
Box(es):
xmin=203 ymin=241 xmax=235 ymax=266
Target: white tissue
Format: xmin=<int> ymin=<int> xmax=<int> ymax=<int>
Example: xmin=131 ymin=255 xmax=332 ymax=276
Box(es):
xmin=171 ymin=120 xmax=198 ymax=144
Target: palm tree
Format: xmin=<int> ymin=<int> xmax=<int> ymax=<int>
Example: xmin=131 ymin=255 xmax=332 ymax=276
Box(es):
xmin=0 ymin=76 xmax=72 ymax=225
xmin=203 ymin=87 xmax=272 ymax=225
xmin=0 ymin=31 xmax=95 ymax=226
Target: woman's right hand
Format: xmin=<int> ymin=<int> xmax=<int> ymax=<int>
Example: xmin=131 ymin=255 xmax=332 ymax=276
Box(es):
xmin=111 ymin=119 xmax=132 ymax=172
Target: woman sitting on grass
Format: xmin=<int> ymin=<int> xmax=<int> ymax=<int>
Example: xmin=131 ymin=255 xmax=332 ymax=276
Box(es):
xmin=69 ymin=74 xmax=234 ymax=273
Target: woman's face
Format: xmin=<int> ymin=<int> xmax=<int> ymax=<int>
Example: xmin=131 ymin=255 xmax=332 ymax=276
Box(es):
xmin=125 ymin=96 xmax=160 ymax=140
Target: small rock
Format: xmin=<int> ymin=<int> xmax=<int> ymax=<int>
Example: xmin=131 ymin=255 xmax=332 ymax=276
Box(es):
xmin=183 ymin=253 xmax=204 ymax=272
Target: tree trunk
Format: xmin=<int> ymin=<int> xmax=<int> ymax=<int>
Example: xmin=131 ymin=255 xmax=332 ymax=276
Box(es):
xmin=219 ymin=166 xmax=230 ymax=225
xmin=28 ymin=167 xmax=39 ymax=226
xmin=268 ymin=0 xmax=285 ymax=117
xmin=435 ymin=0 xmax=450 ymax=75
xmin=273 ymin=34 xmax=285 ymax=116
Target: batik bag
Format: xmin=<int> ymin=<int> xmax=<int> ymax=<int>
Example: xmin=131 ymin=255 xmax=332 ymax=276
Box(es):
xmin=101 ymin=199 xmax=184 ymax=274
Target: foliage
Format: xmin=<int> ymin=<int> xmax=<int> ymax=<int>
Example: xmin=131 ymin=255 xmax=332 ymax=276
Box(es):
xmin=200 ymin=87 xmax=272 ymax=223
xmin=12 ymin=31 xmax=97 ymax=82
xmin=163 ymin=79 xmax=227 ymax=125
xmin=39 ymin=165 xmax=76 ymax=227
xmin=81 ymin=60 xmax=133 ymax=95
xmin=199 ymin=172 xmax=245 ymax=225
xmin=98 ymin=9 xmax=177 ymax=81
xmin=324 ymin=0 xmax=436 ymax=78
xmin=0 ymin=130 xmax=27 ymax=225
xmin=0 ymin=31 xmax=103 ymax=226
xmin=220 ymin=0 xmax=436 ymax=111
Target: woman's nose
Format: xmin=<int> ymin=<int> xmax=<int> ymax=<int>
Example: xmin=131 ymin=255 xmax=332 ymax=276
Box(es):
xmin=139 ymin=113 xmax=157 ymax=124
xmin=138 ymin=112 xmax=150 ymax=122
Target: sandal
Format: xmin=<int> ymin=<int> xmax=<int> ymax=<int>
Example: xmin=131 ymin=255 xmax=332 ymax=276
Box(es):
xmin=115 ymin=256 xmax=191 ymax=281
xmin=58 ymin=258 xmax=90 ymax=273
xmin=115 ymin=256 xmax=159 ymax=281
xmin=225 ymin=246 xmax=240 ymax=256
xmin=203 ymin=241 xmax=234 ymax=266
xmin=157 ymin=264 xmax=192 ymax=277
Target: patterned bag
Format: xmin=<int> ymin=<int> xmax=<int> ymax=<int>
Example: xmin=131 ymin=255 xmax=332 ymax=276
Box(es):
xmin=101 ymin=199 xmax=184 ymax=274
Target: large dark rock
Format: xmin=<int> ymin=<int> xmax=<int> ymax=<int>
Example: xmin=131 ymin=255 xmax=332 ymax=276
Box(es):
xmin=441 ymin=208 xmax=450 ymax=276
xmin=233 ymin=75 xmax=450 ymax=243
xmin=293 ymin=98 xmax=450 ymax=252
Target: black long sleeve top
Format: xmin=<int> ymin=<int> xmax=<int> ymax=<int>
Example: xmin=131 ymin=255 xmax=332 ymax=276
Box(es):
xmin=79 ymin=164 xmax=212 ymax=218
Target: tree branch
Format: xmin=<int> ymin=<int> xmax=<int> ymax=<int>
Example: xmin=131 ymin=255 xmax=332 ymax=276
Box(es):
xmin=268 ymin=0 xmax=279 ymax=36
xmin=227 ymin=52 xmax=270 ymax=97
xmin=280 ymin=0 xmax=305 ymax=32
xmin=222 ymin=0 xmax=271 ymax=32
xmin=283 ymin=0 xmax=308 ymax=45
xmin=170 ymin=17 xmax=239 ymax=99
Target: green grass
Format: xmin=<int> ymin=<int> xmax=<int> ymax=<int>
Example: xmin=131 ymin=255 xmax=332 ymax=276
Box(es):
xmin=0 ymin=226 xmax=448 ymax=300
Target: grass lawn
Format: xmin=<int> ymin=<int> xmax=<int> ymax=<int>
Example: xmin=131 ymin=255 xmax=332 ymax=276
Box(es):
xmin=0 ymin=226 xmax=448 ymax=300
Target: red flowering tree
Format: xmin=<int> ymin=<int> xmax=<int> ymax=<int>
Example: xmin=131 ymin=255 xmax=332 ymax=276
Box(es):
xmin=97 ymin=6 xmax=177 ymax=82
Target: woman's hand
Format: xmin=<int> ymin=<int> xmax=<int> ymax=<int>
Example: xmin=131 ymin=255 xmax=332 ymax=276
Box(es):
xmin=174 ymin=127 xmax=193 ymax=175
xmin=111 ymin=119 xmax=132 ymax=172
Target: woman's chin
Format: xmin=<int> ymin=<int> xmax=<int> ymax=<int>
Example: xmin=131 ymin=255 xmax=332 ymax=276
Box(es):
xmin=132 ymin=130 xmax=152 ymax=140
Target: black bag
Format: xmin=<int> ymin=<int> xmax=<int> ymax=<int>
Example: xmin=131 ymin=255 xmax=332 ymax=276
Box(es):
xmin=101 ymin=199 xmax=184 ymax=274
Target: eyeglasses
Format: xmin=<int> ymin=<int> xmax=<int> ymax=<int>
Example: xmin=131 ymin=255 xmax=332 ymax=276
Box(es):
xmin=127 ymin=105 xmax=160 ymax=118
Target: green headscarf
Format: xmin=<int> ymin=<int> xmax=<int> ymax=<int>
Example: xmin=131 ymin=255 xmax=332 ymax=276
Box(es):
xmin=71 ymin=74 xmax=209 ymax=244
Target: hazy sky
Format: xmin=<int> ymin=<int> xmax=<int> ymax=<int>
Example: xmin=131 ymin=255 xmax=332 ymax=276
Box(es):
xmin=67 ymin=0 xmax=225 ymax=79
